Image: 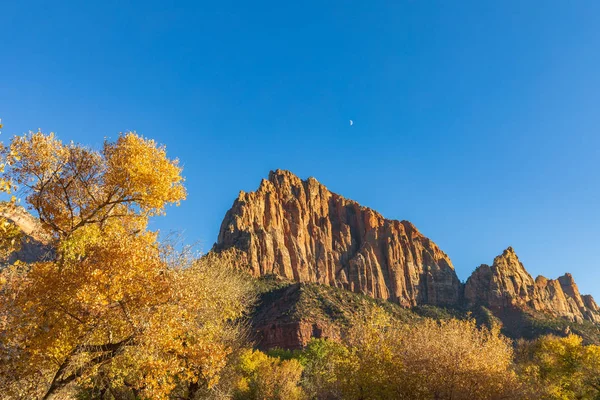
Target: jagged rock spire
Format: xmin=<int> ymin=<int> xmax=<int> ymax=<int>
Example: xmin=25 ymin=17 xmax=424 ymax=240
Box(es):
xmin=464 ymin=247 xmax=600 ymax=323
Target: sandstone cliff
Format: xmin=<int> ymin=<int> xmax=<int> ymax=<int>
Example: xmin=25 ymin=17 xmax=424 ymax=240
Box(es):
xmin=216 ymin=170 xmax=461 ymax=307
xmin=464 ymin=247 xmax=600 ymax=323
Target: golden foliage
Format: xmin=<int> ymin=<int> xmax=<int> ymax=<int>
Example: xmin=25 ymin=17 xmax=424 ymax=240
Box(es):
xmin=396 ymin=317 xmax=523 ymax=400
xmin=0 ymin=132 xmax=251 ymax=400
xmin=0 ymin=139 xmax=17 ymax=196
xmin=103 ymin=133 xmax=186 ymax=215
xmin=517 ymin=334 xmax=600 ymax=399
xmin=334 ymin=309 xmax=406 ymax=399
xmin=1 ymin=131 xmax=185 ymax=237
xmin=234 ymin=349 xmax=305 ymax=400
xmin=0 ymin=215 xmax=23 ymax=260
xmin=323 ymin=308 xmax=527 ymax=400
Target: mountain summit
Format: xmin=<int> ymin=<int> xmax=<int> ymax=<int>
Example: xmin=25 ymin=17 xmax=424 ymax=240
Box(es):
xmin=465 ymin=247 xmax=600 ymax=323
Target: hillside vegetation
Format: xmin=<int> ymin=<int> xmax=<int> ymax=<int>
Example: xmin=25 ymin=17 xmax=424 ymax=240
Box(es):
xmin=252 ymin=276 xmax=600 ymax=347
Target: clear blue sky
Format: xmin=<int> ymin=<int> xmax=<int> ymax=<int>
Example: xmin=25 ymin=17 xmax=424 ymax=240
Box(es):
xmin=2 ymin=1 xmax=600 ymax=297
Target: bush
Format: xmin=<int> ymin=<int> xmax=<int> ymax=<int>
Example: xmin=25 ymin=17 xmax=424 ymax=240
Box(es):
xmin=516 ymin=334 xmax=600 ymax=399
xmin=234 ymin=349 xmax=305 ymax=400
xmin=298 ymin=308 xmax=529 ymax=400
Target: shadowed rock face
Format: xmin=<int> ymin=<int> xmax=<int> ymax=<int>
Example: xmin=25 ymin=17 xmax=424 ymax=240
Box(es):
xmin=464 ymin=247 xmax=600 ymax=323
xmin=216 ymin=170 xmax=461 ymax=307
xmin=251 ymin=284 xmax=341 ymax=350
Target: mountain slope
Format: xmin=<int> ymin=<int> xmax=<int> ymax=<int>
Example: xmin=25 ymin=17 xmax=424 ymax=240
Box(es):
xmin=251 ymin=277 xmax=422 ymax=350
xmin=251 ymin=277 xmax=600 ymax=349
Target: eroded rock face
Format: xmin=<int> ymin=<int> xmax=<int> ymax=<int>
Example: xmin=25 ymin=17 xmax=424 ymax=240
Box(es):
xmin=216 ymin=170 xmax=461 ymax=307
xmin=465 ymin=247 xmax=600 ymax=323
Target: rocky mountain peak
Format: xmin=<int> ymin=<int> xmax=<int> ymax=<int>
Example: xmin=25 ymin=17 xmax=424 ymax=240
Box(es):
xmin=216 ymin=170 xmax=461 ymax=307
xmin=217 ymin=171 xmax=600 ymax=324
xmin=558 ymin=273 xmax=577 ymax=288
xmin=493 ymin=246 xmax=529 ymax=273
xmin=464 ymin=247 xmax=536 ymax=309
xmin=465 ymin=247 xmax=600 ymax=323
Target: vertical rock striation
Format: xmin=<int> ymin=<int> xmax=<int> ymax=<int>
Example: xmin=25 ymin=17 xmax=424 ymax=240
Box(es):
xmin=216 ymin=170 xmax=461 ymax=307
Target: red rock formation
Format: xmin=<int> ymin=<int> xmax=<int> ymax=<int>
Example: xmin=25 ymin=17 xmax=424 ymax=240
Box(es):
xmin=251 ymin=284 xmax=341 ymax=350
xmin=583 ymin=295 xmax=599 ymax=312
xmin=216 ymin=170 xmax=461 ymax=307
xmin=465 ymin=247 xmax=600 ymax=323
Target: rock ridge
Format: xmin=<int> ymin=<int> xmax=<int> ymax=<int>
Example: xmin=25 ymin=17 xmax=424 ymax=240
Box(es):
xmin=216 ymin=170 xmax=600 ymax=323
xmin=464 ymin=247 xmax=600 ymax=323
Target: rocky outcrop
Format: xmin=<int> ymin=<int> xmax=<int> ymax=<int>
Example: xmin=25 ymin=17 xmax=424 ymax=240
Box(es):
xmin=583 ymin=295 xmax=599 ymax=312
xmin=465 ymin=247 xmax=600 ymax=323
xmin=251 ymin=279 xmax=424 ymax=350
xmin=0 ymin=203 xmax=53 ymax=264
xmin=216 ymin=170 xmax=461 ymax=307
xmin=251 ymin=283 xmax=341 ymax=350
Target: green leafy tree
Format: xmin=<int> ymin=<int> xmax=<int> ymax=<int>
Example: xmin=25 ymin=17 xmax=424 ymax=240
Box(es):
xmin=294 ymin=339 xmax=349 ymax=400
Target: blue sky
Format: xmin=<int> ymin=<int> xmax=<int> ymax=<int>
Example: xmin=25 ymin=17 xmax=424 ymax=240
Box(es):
xmin=2 ymin=1 xmax=600 ymax=297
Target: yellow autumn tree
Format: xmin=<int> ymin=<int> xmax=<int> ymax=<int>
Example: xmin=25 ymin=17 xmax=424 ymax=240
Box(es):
xmin=330 ymin=308 xmax=528 ymax=400
xmin=0 ymin=213 xmax=22 ymax=261
xmin=0 ymin=139 xmax=21 ymax=260
xmin=234 ymin=349 xmax=305 ymax=400
xmin=334 ymin=309 xmax=407 ymax=400
xmin=0 ymin=131 xmax=253 ymax=400
xmin=397 ymin=318 xmax=525 ymax=400
xmin=516 ymin=334 xmax=600 ymax=399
